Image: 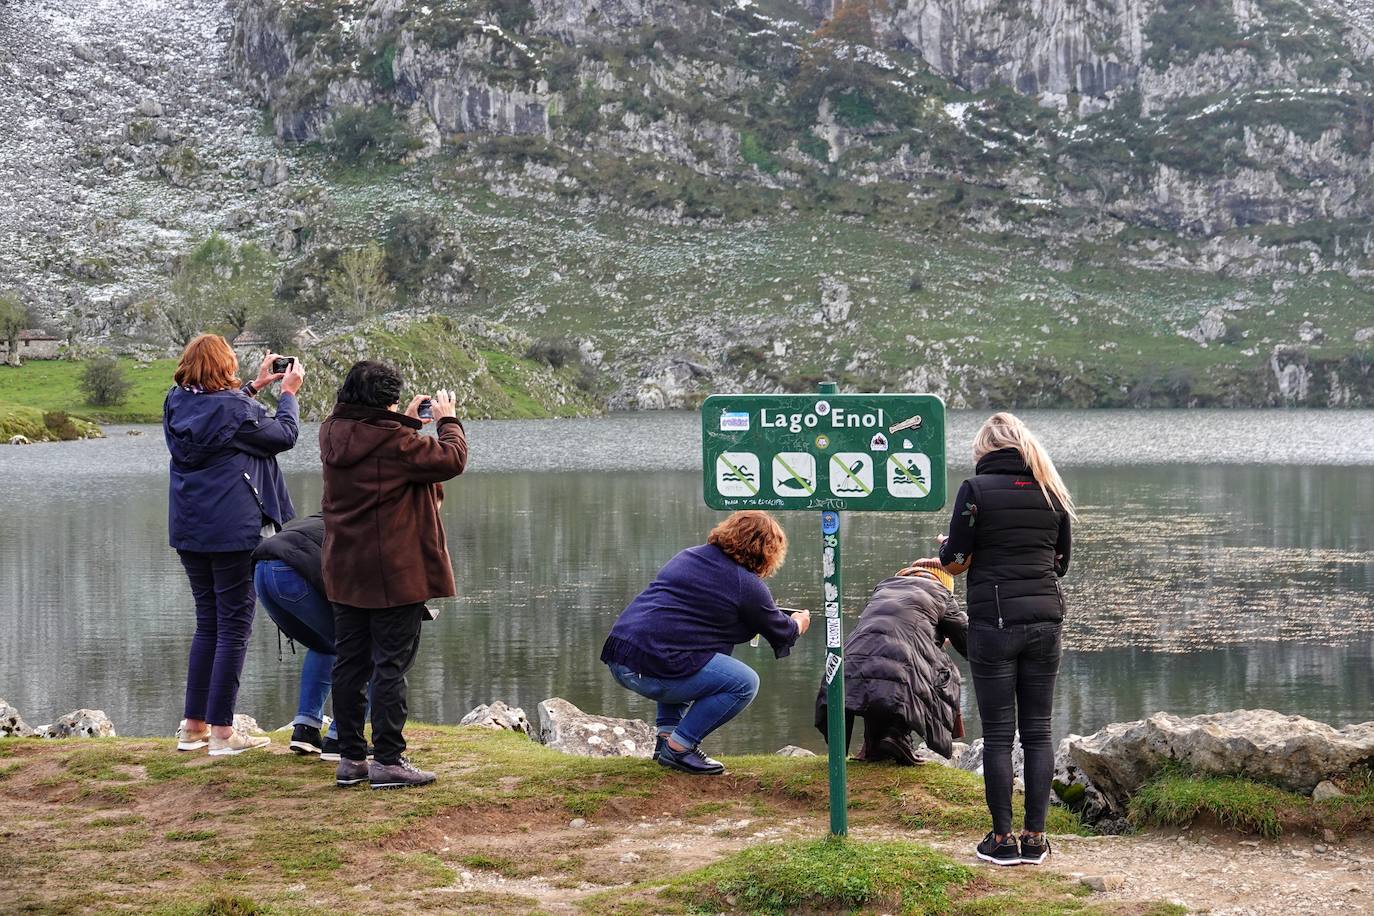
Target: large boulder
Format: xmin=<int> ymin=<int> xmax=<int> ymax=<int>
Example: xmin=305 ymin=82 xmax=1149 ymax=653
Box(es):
xmin=460 ymin=701 xmax=532 ymax=737
xmin=535 ymin=698 xmax=655 ymax=758
xmin=38 ymin=709 xmax=116 ymax=738
xmin=1 ymin=699 xmax=35 ymax=737
xmin=1068 ymin=710 xmax=1374 ymax=815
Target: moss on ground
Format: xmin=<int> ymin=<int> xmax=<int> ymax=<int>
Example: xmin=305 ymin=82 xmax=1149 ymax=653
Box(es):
xmin=1129 ymin=765 xmax=1374 ymax=839
xmin=0 ymin=403 xmax=104 ymax=442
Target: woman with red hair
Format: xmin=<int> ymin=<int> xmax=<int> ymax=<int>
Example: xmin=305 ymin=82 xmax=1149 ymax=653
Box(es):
xmin=601 ymin=511 xmax=811 ymax=775
xmin=164 ymin=334 xmax=305 ymax=756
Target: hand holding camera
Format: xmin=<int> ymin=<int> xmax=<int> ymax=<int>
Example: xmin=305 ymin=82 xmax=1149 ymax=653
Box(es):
xmin=791 ymin=609 xmax=811 ymax=635
xmin=280 ymin=357 xmax=305 ymax=396
xmin=431 ymin=389 xmax=457 ymax=420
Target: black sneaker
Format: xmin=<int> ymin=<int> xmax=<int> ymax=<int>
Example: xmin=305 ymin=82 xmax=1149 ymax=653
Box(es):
xmin=975 ymin=832 xmax=1021 ymax=866
xmin=657 ymin=742 xmax=725 ymax=776
xmin=652 ymin=733 xmax=670 ymax=762
xmin=1019 ymin=833 xmax=1051 ymax=864
xmin=289 ymin=724 xmax=323 ymax=755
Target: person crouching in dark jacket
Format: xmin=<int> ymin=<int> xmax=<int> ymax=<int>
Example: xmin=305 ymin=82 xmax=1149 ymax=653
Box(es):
xmin=252 ymin=514 xmax=371 ymax=761
xmin=319 ymin=361 xmax=467 ymax=790
xmin=164 ymin=333 xmax=304 ymax=757
xmin=815 ymin=560 xmax=968 ymax=764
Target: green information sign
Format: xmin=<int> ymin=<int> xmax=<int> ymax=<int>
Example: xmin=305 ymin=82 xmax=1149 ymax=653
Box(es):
xmin=700 ymin=388 xmax=948 ymax=838
xmin=701 ymin=393 xmax=947 ymax=512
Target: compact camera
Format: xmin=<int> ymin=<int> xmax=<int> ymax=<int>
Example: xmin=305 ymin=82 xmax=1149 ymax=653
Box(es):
xmin=271 ymin=356 xmax=295 ymax=374
xmin=418 ymin=398 xmax=434 ymax=420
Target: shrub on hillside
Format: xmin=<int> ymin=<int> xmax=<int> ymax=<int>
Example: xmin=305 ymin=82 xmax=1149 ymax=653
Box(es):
xmin=252 ymin=310 xmax=305 ymax=356
xmin=525 ymin=337 xmax=580 ymax=370
xmin=324 ymin=105 xmax=417 ymax=164
xmin=80 ymin=357 xmax=133 ymax=407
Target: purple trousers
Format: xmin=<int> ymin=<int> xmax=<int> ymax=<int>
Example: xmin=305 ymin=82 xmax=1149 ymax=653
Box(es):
xmin=178 ymin=550 xmax=257 ymax=726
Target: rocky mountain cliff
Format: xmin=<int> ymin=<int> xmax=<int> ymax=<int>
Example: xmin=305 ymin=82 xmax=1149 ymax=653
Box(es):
xmin=2 ymin=0 xmax=1373 ymax=410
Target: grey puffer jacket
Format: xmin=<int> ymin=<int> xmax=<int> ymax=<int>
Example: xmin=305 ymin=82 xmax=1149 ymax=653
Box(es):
xmin=815 ymin=575 xmax=969 ymax=758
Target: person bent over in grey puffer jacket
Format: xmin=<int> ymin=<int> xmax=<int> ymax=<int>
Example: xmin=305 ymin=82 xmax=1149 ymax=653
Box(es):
xmin=815 ymin=561 xmax=968 ymax=764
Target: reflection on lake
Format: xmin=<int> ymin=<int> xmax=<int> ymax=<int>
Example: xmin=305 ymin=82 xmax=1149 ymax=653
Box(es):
xmin=1 ymin=410 xmax=1371 ymax=753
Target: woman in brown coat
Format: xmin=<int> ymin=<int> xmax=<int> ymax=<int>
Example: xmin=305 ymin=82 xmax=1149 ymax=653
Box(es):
xmin=319 ymin=360 xmax=468 ymax=790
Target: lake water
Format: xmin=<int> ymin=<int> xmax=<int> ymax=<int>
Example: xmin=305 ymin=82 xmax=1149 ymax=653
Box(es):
xmin=2 ymin=410 xmax=1372 ymax=754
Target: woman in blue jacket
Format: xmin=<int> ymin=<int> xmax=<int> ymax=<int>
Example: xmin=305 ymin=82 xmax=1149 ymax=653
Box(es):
xmin=164 ymin=334 xmax=304 ymax=756
xmin=601 ymin=511 xmax=811 ymax=775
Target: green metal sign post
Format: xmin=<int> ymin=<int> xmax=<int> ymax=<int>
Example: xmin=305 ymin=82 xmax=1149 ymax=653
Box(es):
xmin=701 ymin=385 xmax=946 ymax=837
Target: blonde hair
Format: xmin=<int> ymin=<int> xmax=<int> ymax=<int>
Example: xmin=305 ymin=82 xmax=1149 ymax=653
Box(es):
xmin=708 ymin=511 xmax=788 ymax=578
xmin=973 ymin=412 xmax=1078 ymax=521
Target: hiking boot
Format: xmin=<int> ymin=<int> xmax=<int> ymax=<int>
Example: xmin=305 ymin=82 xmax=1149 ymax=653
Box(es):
xmin=657 ymin=742 xmax=725 ymax=776
xmin=1019 ymin=833 xmax=1052 ymax=865
xmin=336 ymin=758 xmax=368 ymax=787
xmin=176 ymin=720 xmax=209 ymax=752
xmin=321 ymin=737 xmax=373 ymax=763
xmin=369 ymin=757 xmax=436 ymax=790
xmin=208 ymin=730 xmax=271 ymax=757
xmin=289 ymin=724 xmax=323 ymax=756
xmin=975 ymin=832 xmax=1021 ymax=867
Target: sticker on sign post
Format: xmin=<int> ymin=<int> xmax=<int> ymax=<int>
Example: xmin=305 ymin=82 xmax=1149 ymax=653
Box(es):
xmin=772 ymin=452 xmax=817 ymax=497
xmin=824 ymin=652 xmax=842 ymax=684
xmin=829 ymin=453 xmax=874 ymax=498
xmin=887 ymin=452 xmax=932 ymax=498
xmin=716 ymin=452 xmax=760 ymax=497
xmin=826 ymin=617 xmax=841 ymax=647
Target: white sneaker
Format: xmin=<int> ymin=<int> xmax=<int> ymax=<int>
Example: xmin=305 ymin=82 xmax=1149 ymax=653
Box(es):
xmin=177 ymin=720 xmax=209 ymax=752
xmin=208 ymin=731 xmax=271 ymax=757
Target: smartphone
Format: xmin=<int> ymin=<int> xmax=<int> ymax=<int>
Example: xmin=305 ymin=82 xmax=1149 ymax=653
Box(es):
xmin=418 ymin=398 xmax=434 ymax=420
xmin=271 ymin=356 xmax=294 ymax=374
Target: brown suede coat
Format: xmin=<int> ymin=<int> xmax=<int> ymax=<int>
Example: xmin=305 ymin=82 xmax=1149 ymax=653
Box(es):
xmin=319 ymin=405 xmax=468 ymax=609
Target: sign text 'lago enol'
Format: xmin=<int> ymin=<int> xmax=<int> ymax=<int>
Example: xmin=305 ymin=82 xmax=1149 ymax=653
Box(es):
xmin=701 ymin=394 xmax=947 ymax=512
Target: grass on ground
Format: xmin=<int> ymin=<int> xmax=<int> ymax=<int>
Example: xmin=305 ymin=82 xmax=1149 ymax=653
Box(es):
xmin=0 ymin=726 xmax=1139 ymax=915
xmin=1129 ymin=765 xmax=1374 ymax=839
xmin=0 ymin=358 xmax=178 ymax=423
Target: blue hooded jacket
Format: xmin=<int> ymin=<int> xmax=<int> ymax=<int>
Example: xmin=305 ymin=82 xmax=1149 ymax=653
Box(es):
xmin=164 ymin=384 xmax=299 ymax=552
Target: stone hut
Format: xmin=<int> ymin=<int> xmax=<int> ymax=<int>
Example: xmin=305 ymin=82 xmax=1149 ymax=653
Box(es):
xmin=0 ymin=329 xmax=61 ymax=362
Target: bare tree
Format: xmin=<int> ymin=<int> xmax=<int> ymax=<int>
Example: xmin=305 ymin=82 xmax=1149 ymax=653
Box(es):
xmin=326 ymin=242 xmax=392 ymax=318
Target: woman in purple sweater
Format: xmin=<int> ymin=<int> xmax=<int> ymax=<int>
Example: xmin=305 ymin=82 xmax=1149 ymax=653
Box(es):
xmin=601 ymin=511 xmax=811 ymax=775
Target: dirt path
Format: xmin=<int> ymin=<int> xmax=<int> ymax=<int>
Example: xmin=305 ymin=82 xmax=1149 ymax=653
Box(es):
xmin=912 ymin=826 xmax=1374 ymax=915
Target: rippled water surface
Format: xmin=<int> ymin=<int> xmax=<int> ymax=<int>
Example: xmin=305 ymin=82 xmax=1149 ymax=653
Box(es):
xmin=1 ymin=410 xmax=1371 ymax=753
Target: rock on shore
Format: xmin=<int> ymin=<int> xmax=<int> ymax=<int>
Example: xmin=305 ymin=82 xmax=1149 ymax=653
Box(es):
xmin=1067 ymin=709 xmax=1374 ymax=815
xmin=37 ymin=709 xmax=116 ymax=738
xmin=1 ymin=699 xmax=35 ymax=737
xmin=459 ymin=701 xmax=532 ymax=737
xmin=535 ymin=698 xmax=655 ymax=758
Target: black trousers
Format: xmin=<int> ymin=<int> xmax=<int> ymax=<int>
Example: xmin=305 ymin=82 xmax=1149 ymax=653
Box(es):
xmin=332 ymin=602 xmax=424 ymax=765
xmin=967 ymin=620 xmax=1061 ymax=835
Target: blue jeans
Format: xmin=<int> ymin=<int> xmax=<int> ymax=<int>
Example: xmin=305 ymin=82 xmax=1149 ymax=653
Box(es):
xmin=608 ymin=653 xmax=760 ymax=749
xmin=180 ymin=550 xmax=256 ymax=727
xmin=254 ymin=561 xmax=369 ymax=740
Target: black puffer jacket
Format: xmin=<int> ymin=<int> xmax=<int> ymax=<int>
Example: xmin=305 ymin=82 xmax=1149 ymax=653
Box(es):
xmin=814 ymin=575 xmax=969 ymax=758
xmin=940 ymin=448 xmax=1072 ymax=626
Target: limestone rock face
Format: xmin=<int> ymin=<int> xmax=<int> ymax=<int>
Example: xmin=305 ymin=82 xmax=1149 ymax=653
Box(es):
xmin=1 ymin=699 xmax=35 ymax=737
xmin=1068 ymin=710 xmax=1374 ymax=814
xmin=39 ymin=709 xmax=116 ymax=738
xmin=535 ymin=697 xmax=655 ymax=758
xmin=460 ymin=701 xmax=532 ymax=737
